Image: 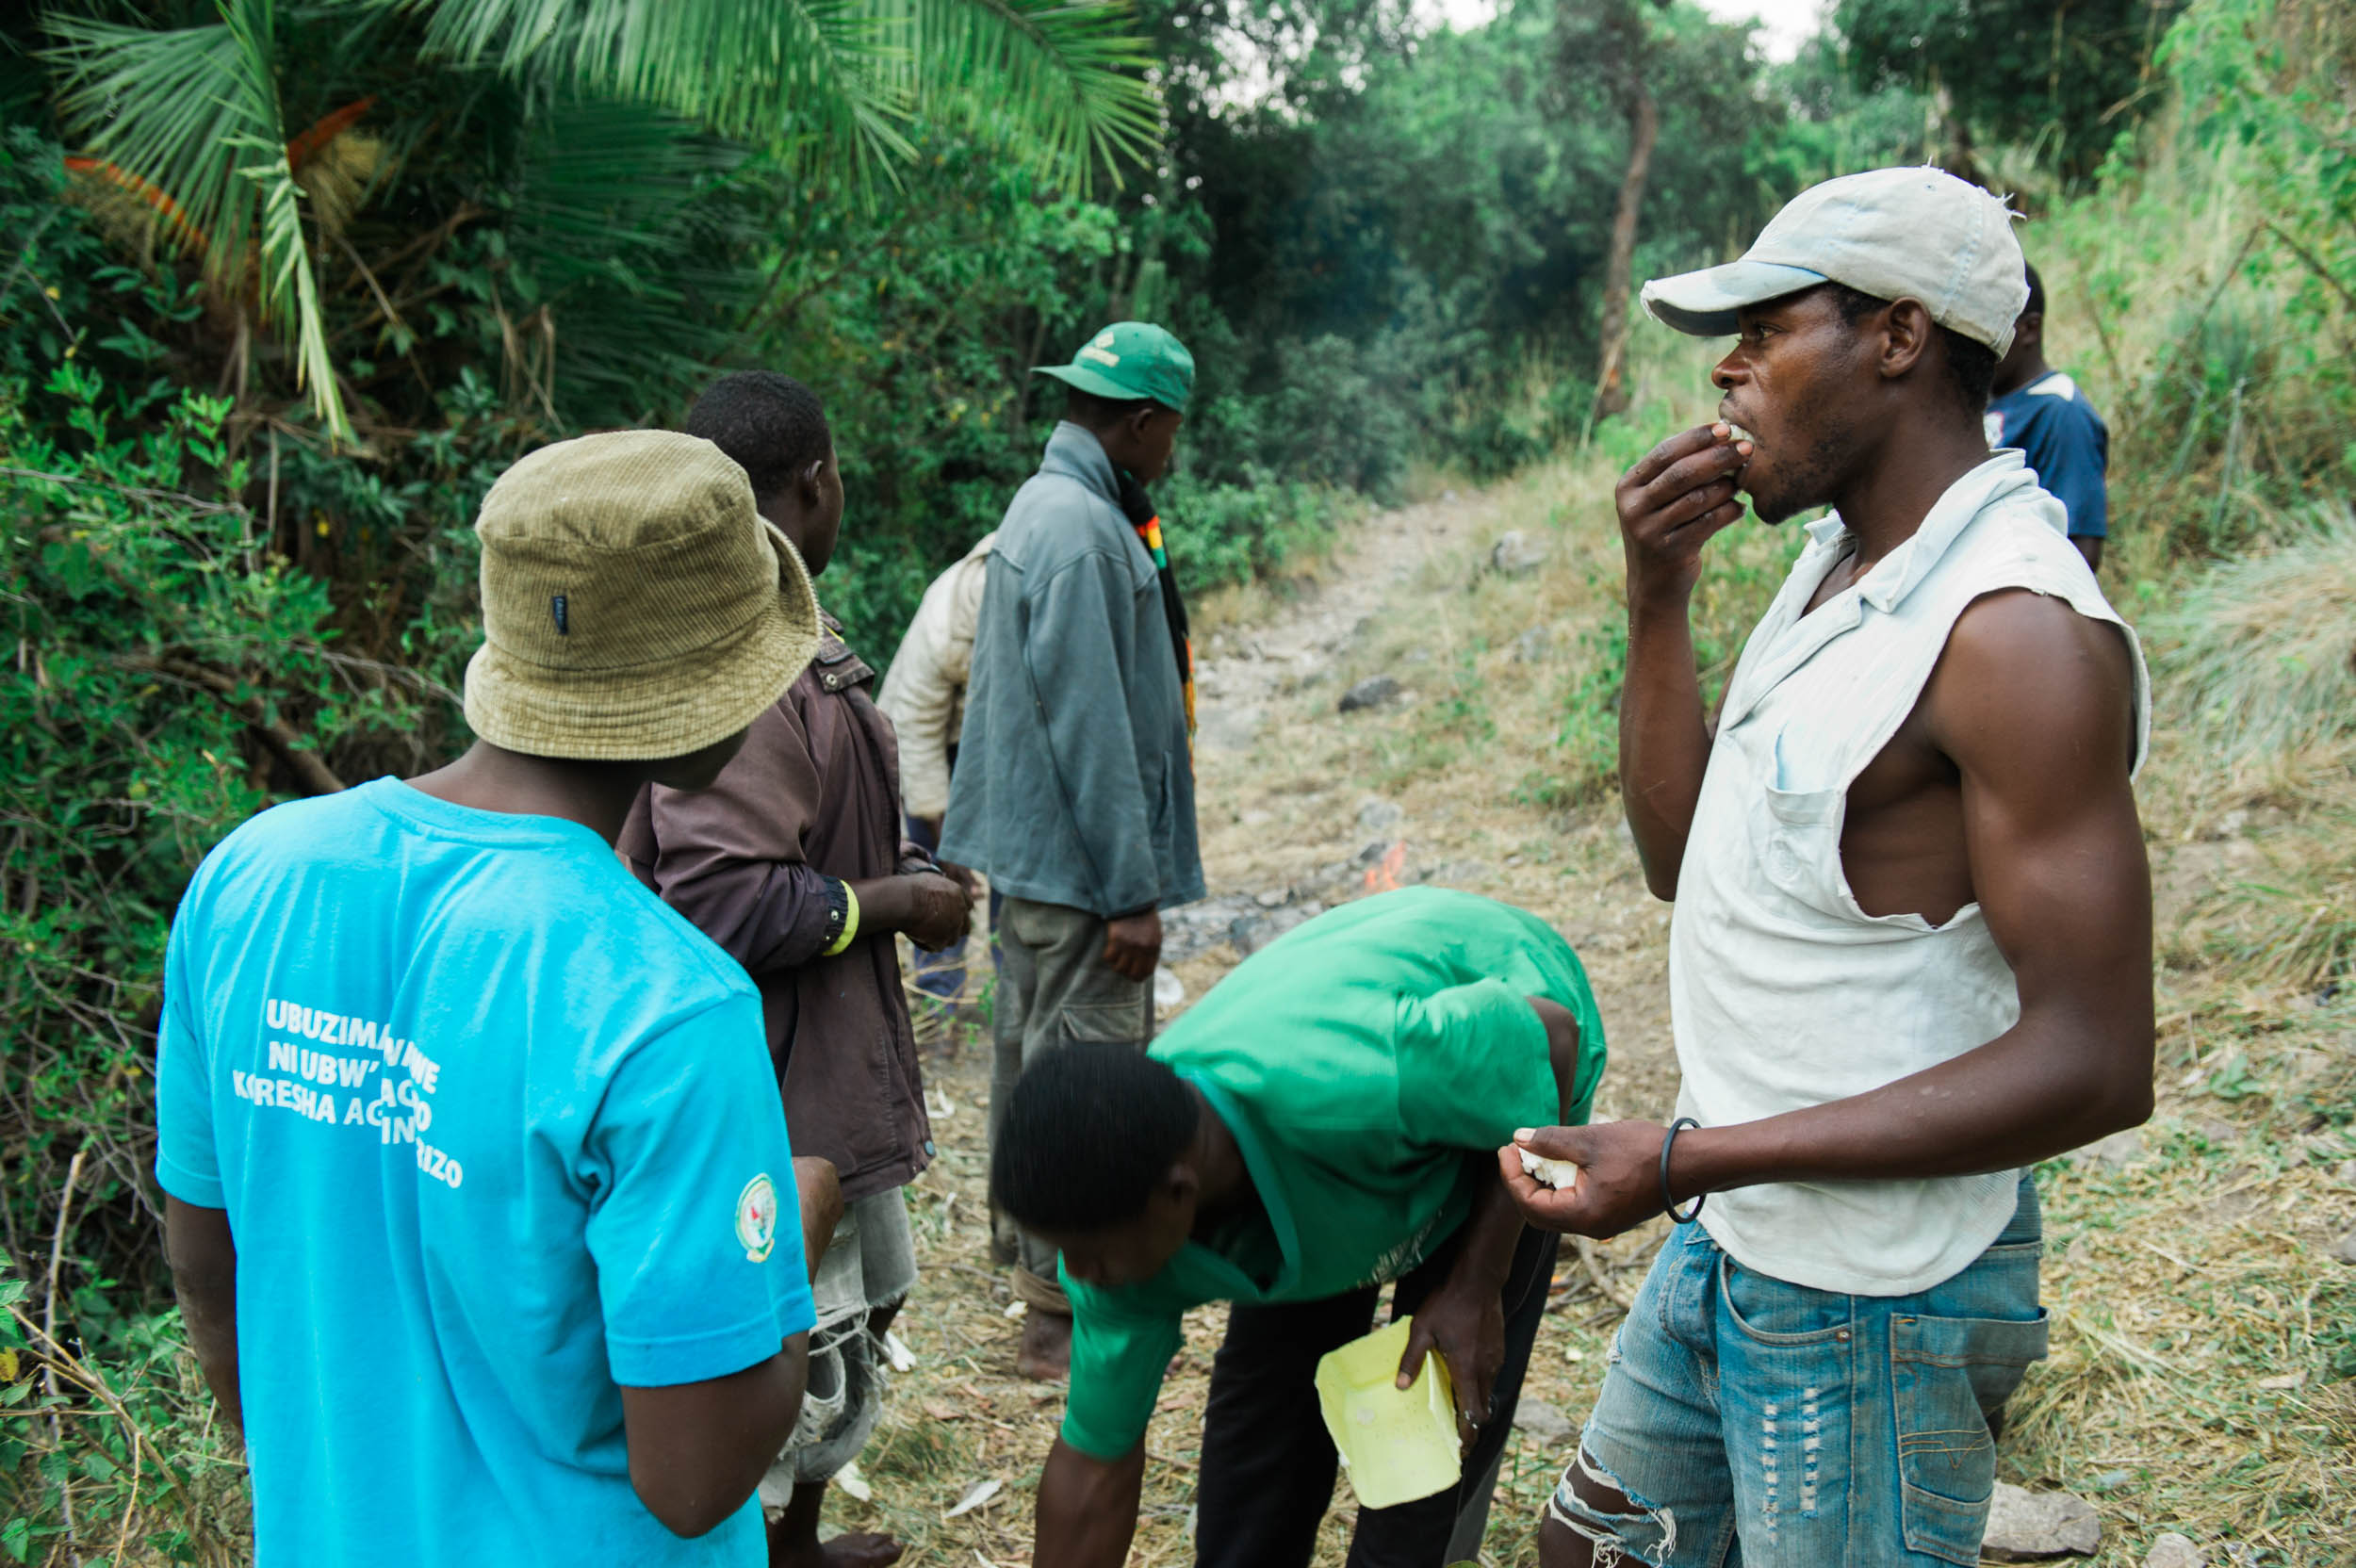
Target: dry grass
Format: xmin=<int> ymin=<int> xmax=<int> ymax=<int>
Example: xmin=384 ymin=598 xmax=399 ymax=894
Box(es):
xmin=2148 ymin=501 xmax=2356 ymax=780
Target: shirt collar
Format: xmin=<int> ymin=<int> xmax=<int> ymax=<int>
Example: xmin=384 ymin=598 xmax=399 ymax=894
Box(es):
xmin=1041 ymin=420 xmax=1122 ymax=505
xmin=1813 ymin=450 xmax=2037 ymax=615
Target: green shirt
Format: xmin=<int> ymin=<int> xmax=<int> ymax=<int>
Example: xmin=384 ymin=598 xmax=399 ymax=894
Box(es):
xmin=1058 ymin=887 xmax=1607 ymax=1459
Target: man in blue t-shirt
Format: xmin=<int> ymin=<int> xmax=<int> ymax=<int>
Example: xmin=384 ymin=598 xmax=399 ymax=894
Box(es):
xmin=1986 ymin=262 xmax=2111 ymax=570
xmin=156 ymin=430 xmax=836 ymax=1568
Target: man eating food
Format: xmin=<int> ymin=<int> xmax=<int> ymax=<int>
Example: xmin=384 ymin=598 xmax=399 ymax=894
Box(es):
xmin=1509 ymin=167 xmax=2154 ymax=1567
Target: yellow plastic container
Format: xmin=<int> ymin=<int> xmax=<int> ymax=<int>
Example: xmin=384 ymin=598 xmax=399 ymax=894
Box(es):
xmin=1314 ymin=1316 xmax=1462 ymax=1509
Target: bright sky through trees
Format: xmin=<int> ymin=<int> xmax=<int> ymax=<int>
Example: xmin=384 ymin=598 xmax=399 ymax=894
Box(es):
xmin=1696 ymin=0 xmax=1823 ymax=59
xmin=1415 ymin=0 xmax=1822 ymax=59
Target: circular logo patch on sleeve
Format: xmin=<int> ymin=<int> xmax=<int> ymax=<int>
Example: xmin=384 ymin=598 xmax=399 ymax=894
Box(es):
xmin=736 ymin=1173 xmax=778 ymax=1263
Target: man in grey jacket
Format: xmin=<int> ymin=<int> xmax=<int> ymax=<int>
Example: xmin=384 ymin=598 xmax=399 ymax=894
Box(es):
xmin=941 ymin=321 xmax=1206 ymax=1380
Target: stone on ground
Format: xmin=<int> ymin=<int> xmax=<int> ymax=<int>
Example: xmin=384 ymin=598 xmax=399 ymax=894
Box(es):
xmin=2190 ymin=1115 xmax=2237 ymax=1145
xmin=1227 ymin=904 xmax=1317 ymax=956
xmin=1512 ymin=1398 xmax=1575 ymax=1446
xmin=2085 ymin=1128 xmax=2145 ymax=1170
xmin=1489 ymin=530 xmax=1548 ymax=576
xmin=1982 ymin=1482 xmax=2102 ymax=1560
xmin=1357 ymin=795 xmax=1404 ymax=833
xmin=2331 ymin=1227 xmax=2356 ymax=1266
xmin=1338 ymin=675 xmax=1401 ymax=712
xmin=1198 ymin=700 xmax=1263 ymax=752
xmin=2144 ymin=1533 xmax=2205 ymax=1568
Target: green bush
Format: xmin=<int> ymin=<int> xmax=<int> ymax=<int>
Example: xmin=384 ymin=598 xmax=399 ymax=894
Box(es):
xmin=0 ymin=362 xmax=390 ymax=1557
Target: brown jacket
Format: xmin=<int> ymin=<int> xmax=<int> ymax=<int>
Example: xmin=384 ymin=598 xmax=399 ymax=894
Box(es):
xmin=618 ymin=618 xmax=932 ymax=1201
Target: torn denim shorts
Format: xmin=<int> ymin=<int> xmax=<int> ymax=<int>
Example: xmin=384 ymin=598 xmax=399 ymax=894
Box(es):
xmin=1550 ymin=1176 xmax=2046 ymax=1567
xmin=758 ymin=1188 xmax=918 ymax=1502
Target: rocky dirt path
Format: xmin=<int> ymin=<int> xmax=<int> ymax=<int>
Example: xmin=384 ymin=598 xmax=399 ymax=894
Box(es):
xmin=1174 ymin=491 xmax=1681 ymax=1127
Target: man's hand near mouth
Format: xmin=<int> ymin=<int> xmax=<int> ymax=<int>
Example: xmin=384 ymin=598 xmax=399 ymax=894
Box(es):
xmin=1614 ymin=422 xmax=1756 ymax=603
xmin=1612 ymin=421 xmax=1752 ymax=902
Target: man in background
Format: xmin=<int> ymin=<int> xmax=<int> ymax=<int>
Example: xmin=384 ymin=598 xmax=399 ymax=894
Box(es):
xmin=941 ymin=321 xmax=1205 ymax=1380
xmin=157 ymin=431 xmax=835 ymax=1568
xmin=621 ymin=372 xmax=972 ymax=1568
xmin=1987 ymin=261 xmax=2111 ymax=569
xmin=875 ymin=530 xmax=997 ymax=1024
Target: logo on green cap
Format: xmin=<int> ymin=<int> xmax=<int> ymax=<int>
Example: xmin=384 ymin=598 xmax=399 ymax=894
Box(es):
xmin=1036 ymin=321 xmax=1194 ymax=411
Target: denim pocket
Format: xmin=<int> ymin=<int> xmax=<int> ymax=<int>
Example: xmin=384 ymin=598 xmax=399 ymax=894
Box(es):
xmin=1891 ymin=1310 xmax=2050 ymax=1565
xmin=1719 ymin=1253 xmax=1853 ymax=1346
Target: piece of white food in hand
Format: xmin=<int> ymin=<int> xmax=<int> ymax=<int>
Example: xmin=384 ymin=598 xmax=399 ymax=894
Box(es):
xmin=1518 ymin=1148 xmax=1582 ymax=1191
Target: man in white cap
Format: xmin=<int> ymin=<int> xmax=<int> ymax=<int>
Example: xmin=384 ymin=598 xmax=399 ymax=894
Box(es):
xmin=1501 ymin=168 xmax=2156 ymax=1565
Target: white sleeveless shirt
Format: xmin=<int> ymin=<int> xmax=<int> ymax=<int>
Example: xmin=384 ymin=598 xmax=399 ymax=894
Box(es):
xmin=1671 ymin=452 xmax=2149 ymax=1295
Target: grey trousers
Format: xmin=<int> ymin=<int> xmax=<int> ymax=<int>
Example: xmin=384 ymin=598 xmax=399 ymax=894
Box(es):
xmin=988 ymin=895 xmax=1154 ymax=1312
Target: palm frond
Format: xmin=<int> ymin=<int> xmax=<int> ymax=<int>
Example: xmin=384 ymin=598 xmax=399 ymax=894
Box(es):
xmin=219 ymin=0 xmax=341 ymax=433
xmin=403 ymin=0 xmax=910 ymax=177
xmin=499 ymin=98 xmax=766 ymax=416
xmin=45 ymin=0 xmax=349 ymax=437
xmin=398 ymin=0 xmax=1158 ymax=187
xmin=894 ymin=0 xmax=1160 ymax=185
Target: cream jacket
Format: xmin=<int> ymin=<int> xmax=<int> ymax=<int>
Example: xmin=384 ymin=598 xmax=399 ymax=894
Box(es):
xmin=875 ymin=532 xmax=994 ymax=820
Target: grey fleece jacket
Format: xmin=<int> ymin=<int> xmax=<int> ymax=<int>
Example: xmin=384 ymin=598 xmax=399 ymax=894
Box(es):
xmin=939 ymin=422 xmax=1203 ymax=917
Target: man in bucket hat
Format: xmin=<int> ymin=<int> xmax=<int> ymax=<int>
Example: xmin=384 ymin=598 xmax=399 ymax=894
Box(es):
xmin=942 ymin=322 xmax=1206 ymax=1381
xmin=155 ymin=431 xmax=840 ymax=1568
xmin=1503 ymin=168 xmax=2155 ymax=1565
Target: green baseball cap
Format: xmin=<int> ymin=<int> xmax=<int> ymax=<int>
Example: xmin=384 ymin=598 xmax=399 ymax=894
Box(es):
xmin=1035 ymin=321 xmax=1194 ymax=411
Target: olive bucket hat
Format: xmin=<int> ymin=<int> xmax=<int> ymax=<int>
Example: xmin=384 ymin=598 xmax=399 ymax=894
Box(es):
xmin=462 ymin=430 xmax=822 ymax=760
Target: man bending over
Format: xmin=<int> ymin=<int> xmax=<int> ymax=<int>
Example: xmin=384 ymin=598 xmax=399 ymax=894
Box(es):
xmin=996 ymin=887 xmax=1607 ymax=1568
xmin=1507 ymin=167 xmax=2153 ymax=1567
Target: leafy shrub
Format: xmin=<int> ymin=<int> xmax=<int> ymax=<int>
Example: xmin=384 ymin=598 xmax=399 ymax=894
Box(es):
xmin=1162 ymin=474 xmax=1345 ymax=595
xmin=0 ymin=362 xmax=400 ymax=1557
xmin=0 ymin=1247 xmax=247 ymax=1566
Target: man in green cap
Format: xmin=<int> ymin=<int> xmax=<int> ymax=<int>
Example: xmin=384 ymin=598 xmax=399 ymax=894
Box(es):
xmin=941 ymin=321 xmax=1204 ymax=1380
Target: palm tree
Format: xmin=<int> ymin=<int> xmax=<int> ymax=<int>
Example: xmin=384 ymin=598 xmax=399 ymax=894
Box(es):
xmin=41 ymin=0 xmax=1159 ymax=439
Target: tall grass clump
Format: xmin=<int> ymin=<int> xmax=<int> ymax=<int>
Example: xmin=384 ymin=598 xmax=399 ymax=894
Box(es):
xmin=2150 ymin=500 xmax=2356 ymax=778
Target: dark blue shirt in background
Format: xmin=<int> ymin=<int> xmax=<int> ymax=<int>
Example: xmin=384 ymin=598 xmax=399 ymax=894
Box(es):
xmin=1986 ymin=369 xmax=2109 ymax=539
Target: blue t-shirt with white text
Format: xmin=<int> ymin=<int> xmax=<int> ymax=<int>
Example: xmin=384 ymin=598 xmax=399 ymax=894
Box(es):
xmin=155 ymin=778 xmax=815 ymax=1568
xmin=1986 ymin=368 xmax=2109 ymax=539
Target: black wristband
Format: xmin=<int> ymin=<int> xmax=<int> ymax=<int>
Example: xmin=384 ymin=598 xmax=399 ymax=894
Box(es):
xmin=817 ymin=877 xmax=852 ymax=955
xmin=1661 ymin=1117 xmax=1705 ymax=1225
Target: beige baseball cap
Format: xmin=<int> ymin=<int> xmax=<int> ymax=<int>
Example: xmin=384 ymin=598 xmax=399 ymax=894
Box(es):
xmin=1642 ymin=166 xmax=2029 ymax=355
xmin=462 ymin=430 xmax=821 ymax=760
